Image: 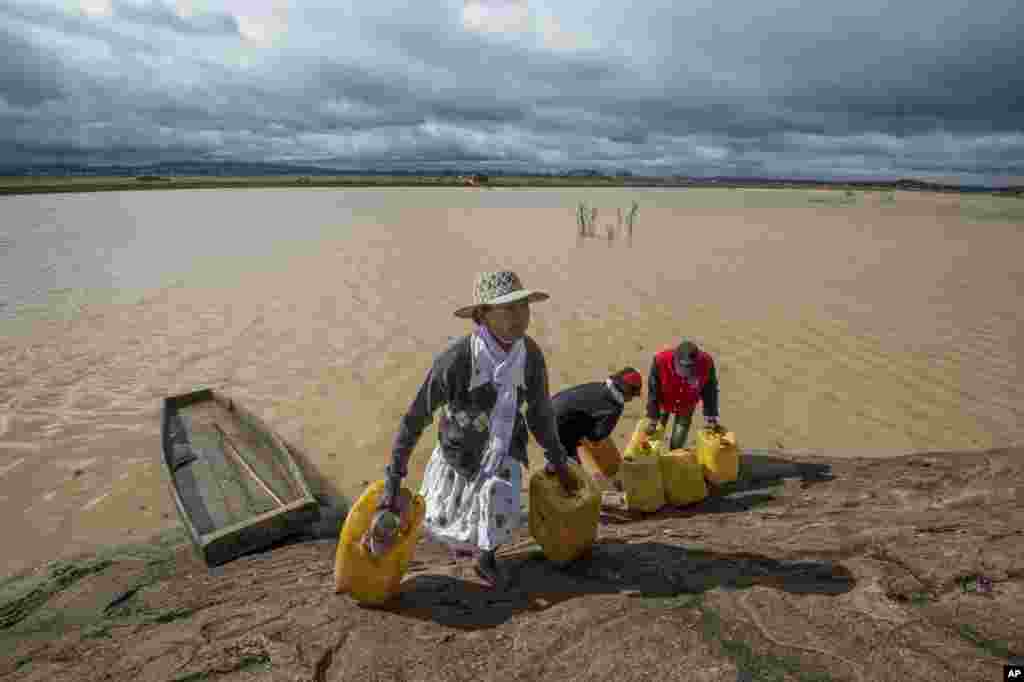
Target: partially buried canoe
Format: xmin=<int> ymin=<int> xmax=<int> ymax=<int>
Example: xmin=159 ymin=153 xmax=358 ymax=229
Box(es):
xmin=161 ymin=388 xmax=320 ymax=567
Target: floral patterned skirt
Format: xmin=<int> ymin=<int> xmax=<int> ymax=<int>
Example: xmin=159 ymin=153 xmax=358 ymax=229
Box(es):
xmin=419 ymin=443 xmax=523 ymax=552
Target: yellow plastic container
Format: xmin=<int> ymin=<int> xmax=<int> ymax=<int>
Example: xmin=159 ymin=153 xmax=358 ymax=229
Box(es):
xmin=696 ymin=427 xmax=740 ymax=485
xmin=648 ymin=419 xmax=668 ymax=444
xmin=620 ymin=453 xmax=666 ymax=513
xmin=580 ymin=437 xmax=622 ymax=479
xmin=529 ymin=460 xmax=601 ymax=565
xmin=659 ymin=449 xmax=708 ymax=506
xmin=624 ymin=418 xmax=666 ymax=459
xmin=334 ymin=480 xmax=425 ymax=605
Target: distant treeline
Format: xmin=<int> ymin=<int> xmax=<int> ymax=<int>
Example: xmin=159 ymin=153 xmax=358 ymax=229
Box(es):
xmin=0 ymin=162 xmax=1018 ymax=194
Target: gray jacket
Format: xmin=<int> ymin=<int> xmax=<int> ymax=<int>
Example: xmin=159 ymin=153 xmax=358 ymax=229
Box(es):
xmin=385 ymin=334 xmax=568 ymax=490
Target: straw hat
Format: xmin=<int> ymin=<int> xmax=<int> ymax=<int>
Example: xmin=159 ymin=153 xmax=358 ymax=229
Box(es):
xmin=454 ymin=270 xmax=550 ymax=319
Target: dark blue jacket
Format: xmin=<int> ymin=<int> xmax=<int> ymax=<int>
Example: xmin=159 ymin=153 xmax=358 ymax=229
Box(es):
xmin=551 ymin=381 xmax=625 ymax=459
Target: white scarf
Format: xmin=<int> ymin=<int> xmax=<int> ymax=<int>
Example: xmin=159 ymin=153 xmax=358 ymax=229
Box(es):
xmin=471 ymin=325 xmax=527 ymax=477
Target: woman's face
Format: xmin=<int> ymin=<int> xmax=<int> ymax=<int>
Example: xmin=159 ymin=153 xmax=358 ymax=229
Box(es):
xmin=481 ymin=300 xmax=531 ymax=344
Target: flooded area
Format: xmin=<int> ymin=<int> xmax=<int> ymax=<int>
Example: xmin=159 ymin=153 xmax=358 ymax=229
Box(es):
xmin=1 ymin=187 xmax=1021 ymax=579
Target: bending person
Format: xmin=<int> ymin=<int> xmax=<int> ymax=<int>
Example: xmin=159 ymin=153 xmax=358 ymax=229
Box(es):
xmin=551 ymin=368 xmax=643 ymax=465
xmin=645 ymin=340 xmax=720 ymax=450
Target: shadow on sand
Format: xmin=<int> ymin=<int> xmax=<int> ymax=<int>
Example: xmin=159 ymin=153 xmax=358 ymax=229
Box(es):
xmin=599 ymin=450 xmax=834 ymax=524
xmin=710 ymin=449 xmax=835 ymax=494
xmin=387 ymin=540 xmax=855 ymax=630
xmin=371 ymin=450 xmax=847 ymax=630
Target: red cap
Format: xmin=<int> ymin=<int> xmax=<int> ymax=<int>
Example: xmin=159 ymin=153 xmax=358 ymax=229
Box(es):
xmin=621 ymin=370 xmax=643 ymax=389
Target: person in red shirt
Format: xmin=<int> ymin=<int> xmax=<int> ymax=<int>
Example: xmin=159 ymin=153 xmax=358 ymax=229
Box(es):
xmin=644 ymin=340 xmax=720 ymax=450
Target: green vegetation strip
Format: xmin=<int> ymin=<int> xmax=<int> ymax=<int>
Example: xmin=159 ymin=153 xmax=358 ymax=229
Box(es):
xmin=0 ymin=527 xmax=188 ymax=635
xmin=908 ymin=592 xmax=931 ymax=606
xmin=641 ymin=592 xmax=834 ymax=682
xmin=0 ymin=558 xmax=113 ymax=629
xmin=0 ymin=175 xmax=630 ymax=195
xmin=173 ymin=673 xmax=211 ymax=682
xmin=807 ymin=190 xmax=859 ymax=206
xmin=959 ymin=196 xmax=1024 ymax=222
xmin=0 ymin=175 xmax=1010 ymax=197
xmin=956 ymin=624 xmax=1014 ymax=660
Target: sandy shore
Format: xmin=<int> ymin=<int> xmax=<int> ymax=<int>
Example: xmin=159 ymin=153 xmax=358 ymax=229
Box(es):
xmin=2 ymin=447 xmax=1021 ymax=681
xmin=1 ymin=188 xmax=1021 ymax=580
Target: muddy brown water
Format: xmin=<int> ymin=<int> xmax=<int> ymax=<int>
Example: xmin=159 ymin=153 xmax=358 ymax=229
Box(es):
xmin=1 ymin=187 xmax=1021 ymax=580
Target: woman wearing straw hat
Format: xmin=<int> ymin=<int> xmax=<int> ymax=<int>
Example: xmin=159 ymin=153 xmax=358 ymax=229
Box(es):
xmin=373 ymin=270 xmax=578 ymax=589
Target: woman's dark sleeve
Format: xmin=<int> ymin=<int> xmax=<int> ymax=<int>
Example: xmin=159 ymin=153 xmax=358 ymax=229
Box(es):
xmin=589 ymin=405 xmax=623 ymax=442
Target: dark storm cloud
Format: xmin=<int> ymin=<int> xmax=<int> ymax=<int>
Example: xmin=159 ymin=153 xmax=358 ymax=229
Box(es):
xmin=780 ymin=39 xmax=1024 ymax=137
xmin=0 ymin=25 xmax=65 ymax=107
xmin=310 ymin=60 xmax=425 ymax=114
xmin=429 ymin=102 xmax=527 ymax=125
xmin=0 ymin=0 xmax=1021 ymax=183
xmin=360 ymin=17 xmax=627 ymax=97
xmin=628 ymin=0 xmax=1024 ymax=139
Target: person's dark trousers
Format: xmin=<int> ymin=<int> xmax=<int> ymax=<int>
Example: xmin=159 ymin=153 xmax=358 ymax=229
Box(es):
xmin=668 ymin=410 xmax=695 ymax=451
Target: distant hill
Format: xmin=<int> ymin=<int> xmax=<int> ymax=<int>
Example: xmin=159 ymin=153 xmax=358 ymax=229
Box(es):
xmin=0 ymin=161 xmax=358 ymax=178
xmin=0 ymin=161 xmax=1015 ymax=193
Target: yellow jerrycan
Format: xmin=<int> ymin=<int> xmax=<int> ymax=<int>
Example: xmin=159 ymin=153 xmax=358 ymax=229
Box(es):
xmin=659 ymin=449 xmax=708 ymax=506
xmin=620 ymin=419 xmax=666 ymax=512
xmin=696 ymin=426 xmax=740 ymax=485
xmin=621 ymin=452 xmax=665 ymax=512
xmin=334 ymin=480 xmax=425 ymax=605
xmin=624 ymin=418 xmax=666 ymax=459
xmin=579 ymin=437 xmax=622 ymax=480
xmin=529 ymin=460 xmax=601 ymax=565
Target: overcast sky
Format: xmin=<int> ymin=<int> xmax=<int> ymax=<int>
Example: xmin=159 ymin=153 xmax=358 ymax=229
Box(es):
xmin=1 ymin=0 xmax=1022 ymax=183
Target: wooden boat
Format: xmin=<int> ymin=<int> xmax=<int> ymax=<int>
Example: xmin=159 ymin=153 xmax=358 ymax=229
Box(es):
xmin=161 ymin=388 xmax=320 ymax=567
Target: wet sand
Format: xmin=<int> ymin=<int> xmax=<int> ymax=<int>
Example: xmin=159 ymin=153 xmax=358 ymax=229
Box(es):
xmin=1 ymin=189 xmax=1021 ymax=580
